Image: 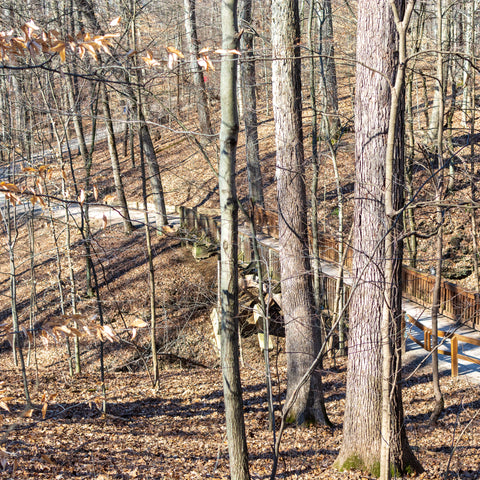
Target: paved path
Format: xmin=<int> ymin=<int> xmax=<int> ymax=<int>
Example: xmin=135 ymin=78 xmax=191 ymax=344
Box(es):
xmin=3 ymin=195 xmax=480 ymax=382
xmin=246 ymin=225 xmax=480 ymax=383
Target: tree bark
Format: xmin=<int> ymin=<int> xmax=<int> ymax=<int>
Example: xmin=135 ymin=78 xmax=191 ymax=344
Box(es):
xmin=219 ymin=0 xmax=250 ymax=478
xmin=336 ymin=0 xmax=422 ymax=475
xmin=239 ymin=0 xmax=264 ymax=206
xmin=74 ymin=0 xmax=133 ymax=234
xmin=317 ymin=0 xmax=340 ymax=137
xmin=184 ymin=0 xmax=213 ymax=137
xmin=272 ymin=0 xmax=329 ymax=427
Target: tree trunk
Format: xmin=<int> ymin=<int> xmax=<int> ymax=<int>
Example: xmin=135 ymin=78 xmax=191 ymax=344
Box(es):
xmin=336 ymin=0 xmax=422 ymax=475
xmin=239 ymin=0 xmax=264 ymax=206
xmin=272 ymin=0 xmax=329 ymax=427
xmin=74 ymin=0 xmax=133 ymax=234
xmin=317 ymin=0 xmax=340 ymax=137
xmin=219 ymin=1 xmax=250 ymax=478
xmin=184 ymin=0 xmax=213 ymax=138
xmin=430 ymin=0 xmax=446 ymax=425
xmin=99 ymin=83 xmax=133 ymax=234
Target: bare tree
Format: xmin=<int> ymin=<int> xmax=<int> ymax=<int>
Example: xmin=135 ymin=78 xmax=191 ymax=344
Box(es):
xmin=272 ymin=0 xmax=329 ymax=426
xmin=239 ymin=0 xmax=264 ymax=206
xmin=184 ymin=0 xmax=213 ymax=138
xmin=218 ymin=0 xmax=250 ymax=478
xmin=335 ymin=0 xmax=422 ymax=475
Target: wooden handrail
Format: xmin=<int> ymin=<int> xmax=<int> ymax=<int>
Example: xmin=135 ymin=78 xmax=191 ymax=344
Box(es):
xmin=405 ymin=314 xmax=480 ymax=377
xmin=180 ymin=205 xmax=480 ymax=332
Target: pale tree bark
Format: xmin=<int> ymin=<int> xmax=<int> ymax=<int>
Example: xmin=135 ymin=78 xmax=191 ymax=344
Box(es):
xmin=184 ymin=0 xmax=213 ymax=138
xmin=239 ymin=0 xmax=264 ymax=206
xmin=219 ymin=0 xmax=250 ymax=478
xmin=461 ymin=0 xmax=476 ymax=128
xmin=272 ymin=0 xmax=329 ymax=427
xmin=335 ymin=0 xmax=422 ymax=475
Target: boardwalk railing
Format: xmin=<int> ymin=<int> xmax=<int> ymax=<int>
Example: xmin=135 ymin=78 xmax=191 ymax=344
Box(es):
xmin=405 ymin=314 xmax=480 ymax=377
xmin=178 ymin=204 xmax=480 ymax=331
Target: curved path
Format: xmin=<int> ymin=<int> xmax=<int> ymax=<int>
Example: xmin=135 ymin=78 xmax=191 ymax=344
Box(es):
xmin=4 ymin=193 xmax=480 ymax=383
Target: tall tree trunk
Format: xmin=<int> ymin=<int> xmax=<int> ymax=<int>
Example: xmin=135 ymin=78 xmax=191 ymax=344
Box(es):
xmin=74 ymin=0 xmax=133 ymax=234
xmin=461 ymin=0 xmax=476 ymax=127
xmin=219 ymin=1 xmax=250 ymax=478
xmin=184 ymin=0 xmax=213 ymax=138
xmin=272 ymin=0 xmax=329 ymax=427
xmin=128 ymin=2 xmax=168 ymax=229
xmin=336 ymin=0 xmax=422 ymax=475
xmin=430 ymin=0 xmax=446 ymax=425
xmin=99 ymin=83 xmax=133 ymax=234
xmin=239 ymin=0 xmax=264 ymax=206
xmin=317 ymin=0 xmax=340 ymax=136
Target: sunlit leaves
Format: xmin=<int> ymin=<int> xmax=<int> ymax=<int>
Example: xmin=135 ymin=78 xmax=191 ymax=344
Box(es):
xmin=109 ymin=16 xmax=122 ymax=27
xmin=213 ymin=48 xmax=241 ymax=56
xmin=142 ymin=49 xmax=161 ymax=68
xmin=197 ymin=47 xmax=215 ymax=71
xmin=166 ymin=46 xmax=184 ymax=70
xmin=0 ymin=21 xmax=119 ymax=63
xmin=78 ymin=189 xmax=86 ymax=205
xmin=0 ymin=18 xmax=237 ymax=72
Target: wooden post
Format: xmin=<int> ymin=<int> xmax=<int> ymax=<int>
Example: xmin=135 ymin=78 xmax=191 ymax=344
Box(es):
xmin=451 ymin=336 xmax=458 ymax=377
xmin=424 ymin=329 xmax=431 ymax=351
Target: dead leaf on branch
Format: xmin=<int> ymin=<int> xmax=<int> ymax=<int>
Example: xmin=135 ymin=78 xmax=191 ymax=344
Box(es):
xmin=166 ymin=46 xmax=184 ymax=70
xmin=142 ymin=49 xmax=161 ymax=68
xmin=109 ymin=16 xmax=122 ymax=27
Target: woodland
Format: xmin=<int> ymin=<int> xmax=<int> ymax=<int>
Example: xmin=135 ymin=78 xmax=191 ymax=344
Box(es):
xmin=0 ymin=0 xmax=480 ymax=479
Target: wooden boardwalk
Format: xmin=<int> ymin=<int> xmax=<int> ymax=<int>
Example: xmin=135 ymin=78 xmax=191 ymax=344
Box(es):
xmin=62 ymin=201 xmax=480 ymax=383
xmin=176 ymin=205 xmax=480 ymax=382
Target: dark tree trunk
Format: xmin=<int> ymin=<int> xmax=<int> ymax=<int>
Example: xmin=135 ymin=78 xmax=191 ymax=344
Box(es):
xmin=272 ymin=0 xmax=329 ymax=427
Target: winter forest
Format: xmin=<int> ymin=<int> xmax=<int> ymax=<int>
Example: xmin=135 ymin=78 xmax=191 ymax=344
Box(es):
xmin=1 ymin=0 xmax=480 ymax=478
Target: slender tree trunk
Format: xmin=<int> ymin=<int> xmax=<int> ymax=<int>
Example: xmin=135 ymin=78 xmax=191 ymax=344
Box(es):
xmin=239 ymin=0 xmax=264 ymax=206
xmin=308 ymin=0 xmax=324 ymax=344
xmin=65 ymin=71 xmax=95 ymax=297
xmin=461 ymin=0 xmax=476 ymax=127
xmin=2 ymin=200 xmax=31 ymax=407
xmin=317 ymin=0 xmax=340 ymax=136
xmin=184 ymin=0 xmax=213 ymax=138
xmin=74 ymin=0 xmax=133 ymax=233
xmin=272 ymin=0 xmax=329 ymax=427
xmin=139 ymin=133 xmax=159 ymax=388
xmin=430 ymin=0 xmax=446 ymax=425
xmin=219 ymin=1 xmax=250 ymax=478
xmin=99 ymin=83 xmax=133 ymax=234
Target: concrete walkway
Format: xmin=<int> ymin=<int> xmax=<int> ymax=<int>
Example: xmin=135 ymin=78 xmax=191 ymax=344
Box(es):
xmin=246 ymin=223 xmax=480 ymax=383
xmin=10 ymin=196 xmax=480 ymax=384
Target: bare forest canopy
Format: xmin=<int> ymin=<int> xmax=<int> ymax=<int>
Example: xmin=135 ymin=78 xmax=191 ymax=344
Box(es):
xmin=1 ymin=0 xmax=480 ymax=479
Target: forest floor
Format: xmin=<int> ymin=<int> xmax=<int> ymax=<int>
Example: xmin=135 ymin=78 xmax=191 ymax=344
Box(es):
xmin=0 ymin=231 xmax=480 ymax=480
xmin=1 ymin=74 xmax=480 ymax=478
